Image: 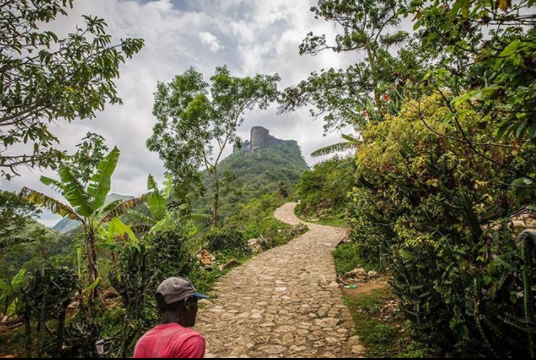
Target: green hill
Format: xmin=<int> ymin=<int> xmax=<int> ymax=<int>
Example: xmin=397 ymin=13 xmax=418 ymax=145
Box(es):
xmin=213 ymin=142 xmax=310 ymax=217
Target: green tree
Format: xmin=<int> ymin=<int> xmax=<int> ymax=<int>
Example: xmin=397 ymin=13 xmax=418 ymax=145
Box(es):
xmin=280 ymin=0 xmax=419 ymax=131
xmin=0 ymin=190 xmax=39 ymax=234
xmin=69 ymin=133 xmax=110 ymax=185
xmin=148 ymin=67 xmax=280 ymax=227
xmin=404 ymin=0 xmax=536 ymax=199
xmin=20 ymin=147 xmax=146 ymax=304
xmin=0 ymin=0 xmax=144 ymax=179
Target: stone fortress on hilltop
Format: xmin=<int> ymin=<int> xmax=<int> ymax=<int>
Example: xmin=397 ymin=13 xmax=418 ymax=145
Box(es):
xmin=234 ymin=126 xmax=298 ymax=154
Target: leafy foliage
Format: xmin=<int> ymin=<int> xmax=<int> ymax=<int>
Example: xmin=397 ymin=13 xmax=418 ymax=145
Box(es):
xmin=349 ymin=95 xmax=536 ymax=357
xmin=203 ymin=227 xmax=247 ymax=255
xmin=0 ymin=0 xmax=144 ymax=179
xmin=404 ymin=0 xmax=536 ymax=200
xmin=296 ymin=157 xmax=352 ymax=224
xmin=148 ymin=67 xmax=280 ymax=226
xmin=21 ymin=266 xmax=78 ymax=358
xmin=280 ymin=0 xmax=422 ymax=131
xmin=21 ymin=147 xmax=147 ymax=305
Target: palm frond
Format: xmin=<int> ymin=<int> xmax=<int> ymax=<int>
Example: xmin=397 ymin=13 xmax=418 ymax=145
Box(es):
xmin=311 ymin=142 xmax=356 ymax=157
xmin=100 ymin=194 xmax=148 ymax=225
xmin=40 ymin=176 xmax=65 ymax=192
xmin=0 ymin=237 xmax=35 ymax=250
xmin=130 ymin=225 xmax=153 ymax=234
xmin=20 ymin=188 xmax=83 ymax=222
xmin=87 ymin=147 xmax=121 ymax=210
xmin=57 ymin=167 xmax=93 ymax=217
xmin=128 ymin=210 xmax=155 ymax=226
xmin=312 ymin=133 xmax=360 ymax=158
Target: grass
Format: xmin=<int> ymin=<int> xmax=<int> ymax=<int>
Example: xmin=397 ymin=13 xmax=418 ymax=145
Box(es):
xmin=333 ymin=242 xmax=380 ymax=274
xmin=344 ymin=288 xmax=431 ymax=358
xmin=332 ymin=237 xmax=433 ymax=358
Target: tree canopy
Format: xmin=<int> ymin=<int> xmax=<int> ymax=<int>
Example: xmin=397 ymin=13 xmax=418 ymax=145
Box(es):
xmin=148 ymin=66 xmax=280 ymax=226
xmin=0 ymin=0 xmax=144 ymax=179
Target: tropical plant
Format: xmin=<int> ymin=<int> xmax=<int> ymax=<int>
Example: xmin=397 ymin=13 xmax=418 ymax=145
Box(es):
xmin=0 ymin=269 xmax=26 ymax=317
xmin=0 ymin=0 xmax=144 ymax=179
xmin=20 ymin=147 xmax=147 ymax=304
xmin=148 ymin=66 xmax=280 ymax=226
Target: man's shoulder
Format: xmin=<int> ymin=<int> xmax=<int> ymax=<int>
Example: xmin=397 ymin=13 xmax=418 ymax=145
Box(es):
xmin=170 ymin=327 xmax=205 ymax=342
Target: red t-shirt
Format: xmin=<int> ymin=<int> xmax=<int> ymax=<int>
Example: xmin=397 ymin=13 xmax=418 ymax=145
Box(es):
xmin=133 ymin=324 xmax=206 ymax=359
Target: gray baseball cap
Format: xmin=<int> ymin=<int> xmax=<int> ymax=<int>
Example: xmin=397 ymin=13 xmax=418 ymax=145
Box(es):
xmin=157 ymin=277 xmax=210 ymax=305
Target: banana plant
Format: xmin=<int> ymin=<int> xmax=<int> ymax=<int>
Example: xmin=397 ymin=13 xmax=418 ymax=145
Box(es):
xmin=20 ymin=147 xmax=147 ymax=304
xmin=97 ymin=218 xmax=141 ymax=254
xmin=0 ymin=269 xmax=26 ymax=317
xmin=129 ymin=175 xmax=206 ymax=234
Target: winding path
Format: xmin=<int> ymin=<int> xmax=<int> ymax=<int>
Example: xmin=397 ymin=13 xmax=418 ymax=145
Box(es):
xmin=196 ymin=203 xmax=363 ymax=358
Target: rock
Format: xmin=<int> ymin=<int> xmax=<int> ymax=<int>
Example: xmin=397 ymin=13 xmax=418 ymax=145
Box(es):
xmin=329 ymin=281 xmax=339 ymax=288
xmin=368 ymin=271 xmax=379 ymax=279
xmin=218 ymin=259 xmax=240 ymax=272
xmin=276 ymin=325 xmax=297 ymax=333
xmin=352 ymin=345 xmax=366 ymax=355
xmin=260 ymin=345 xmax=287 ymax=355
xmin=247 ymin=239 xmax=264 ymax=254
xmin=314 ymin=318 xmax=340 ymax=328
xmin=197 ymin=250 xmax=214 ymax=271
xmin=347 ymin=268 xmax=368 ymax=279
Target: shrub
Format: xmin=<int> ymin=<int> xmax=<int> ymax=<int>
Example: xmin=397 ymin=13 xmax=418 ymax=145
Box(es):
xmin=349 ymin=95 xmax=536 ymax=357
xmin=203 ymin=227 xmax=247 ymax=255
xmin=296 ymin=157 xmax=352 ymax=222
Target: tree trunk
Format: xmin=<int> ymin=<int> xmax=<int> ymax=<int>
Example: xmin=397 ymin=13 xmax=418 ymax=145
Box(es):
xmin=86 ymin=229 xmax=100 ymax=310
xmin=213 ymin=179 xmax=220 ymax=228
xmin=366 ymin=45 xmax=383 ymax=116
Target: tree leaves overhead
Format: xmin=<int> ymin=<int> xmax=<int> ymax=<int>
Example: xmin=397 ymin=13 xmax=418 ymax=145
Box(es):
xmin=280 ymin=0 xmax=415 ymax=132
xmin=0 ymin=0 xmax=144 ymax=179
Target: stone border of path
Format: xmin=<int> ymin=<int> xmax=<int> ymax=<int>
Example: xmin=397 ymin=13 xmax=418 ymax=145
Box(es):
xmin=195 ymin=203 xmax=365 ymax=358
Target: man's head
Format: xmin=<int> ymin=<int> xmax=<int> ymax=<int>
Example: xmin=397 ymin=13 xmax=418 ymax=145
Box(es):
xmin=156 ymin=277 xmax=209 ymax=328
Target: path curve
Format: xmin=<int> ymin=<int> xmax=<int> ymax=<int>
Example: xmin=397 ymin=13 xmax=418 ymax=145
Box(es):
xmin=196 ymin=203 xmax=363 ymax=358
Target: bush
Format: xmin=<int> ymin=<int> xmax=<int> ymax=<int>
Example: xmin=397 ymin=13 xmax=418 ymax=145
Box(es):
xmin=107 ymin=224 xmax=196 ymax=357
xmin=203 ymin=227 xmax=247 ymax=255
xmin=296 ymin=157 xmax=352 ymax=222
xmin=349 ymin=95 xmax=536 ymax=357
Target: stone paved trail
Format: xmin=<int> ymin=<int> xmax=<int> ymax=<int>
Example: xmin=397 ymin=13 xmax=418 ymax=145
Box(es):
xmin=196 ymin=203 xmax=364 ymax=358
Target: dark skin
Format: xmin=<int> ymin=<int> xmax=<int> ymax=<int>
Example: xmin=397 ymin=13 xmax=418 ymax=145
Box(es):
xmin=159 ymin=296 xmax=199 ymax=328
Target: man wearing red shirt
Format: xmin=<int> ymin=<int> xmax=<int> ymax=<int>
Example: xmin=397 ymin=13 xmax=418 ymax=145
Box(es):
xmin=134 ymin=277 xmax=209 ymax=359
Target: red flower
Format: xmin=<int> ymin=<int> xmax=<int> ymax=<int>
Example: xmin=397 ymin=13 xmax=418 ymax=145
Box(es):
xmin=382 ymin=94 xmax=390 ymax=102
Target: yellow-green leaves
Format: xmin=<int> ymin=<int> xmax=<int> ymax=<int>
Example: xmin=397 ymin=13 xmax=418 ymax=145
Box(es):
xmin=497 ymin=0 xmax=511 ymax=12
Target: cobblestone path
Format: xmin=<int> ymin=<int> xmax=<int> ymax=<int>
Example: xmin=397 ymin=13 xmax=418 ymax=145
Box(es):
xmin=196 ymin=203 xmax=364 ymax=358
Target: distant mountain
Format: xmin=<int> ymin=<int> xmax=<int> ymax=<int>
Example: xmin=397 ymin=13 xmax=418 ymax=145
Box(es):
xmin=201 ymin=140 xmax=309 ymax=219
xmin=52 ymin=193 xmax=134 ymax=233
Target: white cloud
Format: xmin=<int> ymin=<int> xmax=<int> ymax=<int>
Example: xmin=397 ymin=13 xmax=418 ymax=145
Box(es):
xmin=199 ymin=32 xmax=223 ymax=52
xmin=3 ymin=0 xmax=359 ymax=227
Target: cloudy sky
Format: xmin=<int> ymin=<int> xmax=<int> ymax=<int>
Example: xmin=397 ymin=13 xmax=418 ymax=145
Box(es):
xmin=1 ymin=0 xmax=358 ymax=227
